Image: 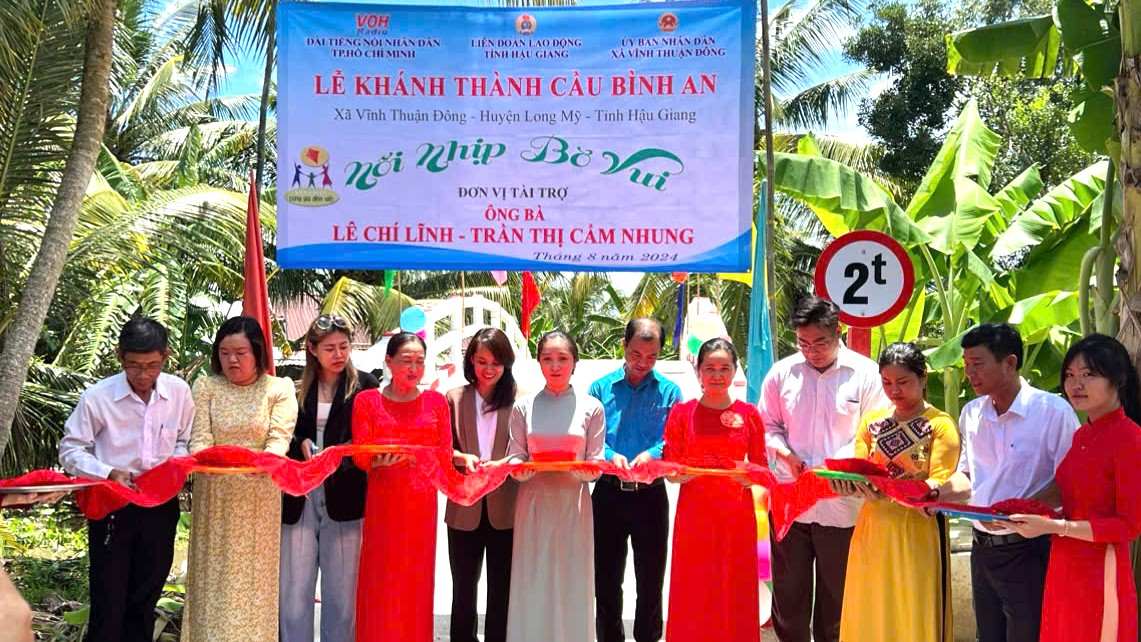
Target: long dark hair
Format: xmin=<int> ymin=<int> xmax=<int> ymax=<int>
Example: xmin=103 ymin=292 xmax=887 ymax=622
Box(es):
xmin=878 ymin=341 xmax=927 ymax=396
xmin=464 ymin=328 xmax=517 ymax=412
xmin=1061 ymin=333 xmax=1141 ymax=425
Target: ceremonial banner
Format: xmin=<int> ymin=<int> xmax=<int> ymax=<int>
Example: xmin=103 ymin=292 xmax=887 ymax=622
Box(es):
xmin=277 ymin=0 xmax=755 ymax=271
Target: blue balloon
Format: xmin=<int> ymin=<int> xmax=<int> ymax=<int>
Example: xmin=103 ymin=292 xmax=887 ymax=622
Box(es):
xmin=400 ymin=306 xmax=427 ymax=332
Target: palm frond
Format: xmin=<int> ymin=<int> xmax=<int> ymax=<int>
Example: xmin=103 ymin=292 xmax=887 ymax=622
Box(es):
xmin=769 ymin=0 xmax=863 ymax=93
xmin=179 ymin=0 xmax=273 ymax=95
xmin=112 ymin=52 xmax=186 ymax=136
xmin=320 ymin=276 xmax=414 ymax=342
xmin=0 ymin=0 xmax=86 ymax=292
xmin=777 ymin=69 xmax=878 ymax=130
xmin=5 ymin=361 xmax=91 ymax=475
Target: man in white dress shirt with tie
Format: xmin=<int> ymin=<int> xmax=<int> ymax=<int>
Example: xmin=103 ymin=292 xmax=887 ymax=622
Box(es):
xmin=58 ymin=318 xmax=194 ymax=642
xmin=760 ymin=296 xmax=888 ymax=642
xmin=939 ymin=323 xmax=1078 ymax=642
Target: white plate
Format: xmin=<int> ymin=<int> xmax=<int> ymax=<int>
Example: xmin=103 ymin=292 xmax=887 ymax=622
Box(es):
xmin=0 ymin=481 xmax=103 ymax=493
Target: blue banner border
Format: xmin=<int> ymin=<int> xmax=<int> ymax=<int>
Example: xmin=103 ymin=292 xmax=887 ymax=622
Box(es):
xmin=276 ymin=0 xmax=757 ymax=272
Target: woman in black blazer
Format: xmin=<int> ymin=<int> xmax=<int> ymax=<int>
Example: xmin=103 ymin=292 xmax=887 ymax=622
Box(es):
xmin=280 ymin=314 xmax=379 ymax=642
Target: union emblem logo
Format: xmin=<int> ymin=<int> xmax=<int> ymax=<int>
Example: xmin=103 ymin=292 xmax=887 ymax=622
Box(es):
xmin=658 ymin=12 xmax=678 ymax=32
xmin=515 ymin=13 xmax=537 ymax=35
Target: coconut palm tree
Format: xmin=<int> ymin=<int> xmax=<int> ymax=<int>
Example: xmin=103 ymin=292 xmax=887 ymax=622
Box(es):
xmin=0 ymin=0 xmax=118 ymax=457
xmin=0 ymin=0 xmax=290 ymax=469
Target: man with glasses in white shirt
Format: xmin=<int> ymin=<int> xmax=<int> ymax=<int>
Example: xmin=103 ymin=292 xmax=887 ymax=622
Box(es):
xmin=938 ymin=323 xmax=1078 ymax=642
xmin=59 ymin=318 xmax=195 ymax=642
xmin=760 ymin=296 xmax=888 ymax=642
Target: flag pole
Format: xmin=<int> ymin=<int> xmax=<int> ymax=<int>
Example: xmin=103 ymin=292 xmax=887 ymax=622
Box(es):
xmin=746 ymin=184 xmax=775 ymax=403
xmin=242 ymin=169 xmax=276 ymax=374
xmin=744 ymin=0 xmax=779 ymax=403
xmin=255 ymin=5 xmax=276 ymax=191
xmin=758 ymin=0 xmax=778 ymax=352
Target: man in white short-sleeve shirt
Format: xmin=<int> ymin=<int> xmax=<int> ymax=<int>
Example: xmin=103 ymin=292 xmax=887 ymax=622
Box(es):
xmin=941 ymin=323 xmax=1078 ymax=642
xmin=58 ymin=318 xmax=194 ymax=642
xmin=759 ymin=296 xmax=888 ymax=642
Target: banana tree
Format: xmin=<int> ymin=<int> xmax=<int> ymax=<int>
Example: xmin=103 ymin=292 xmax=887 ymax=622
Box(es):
xmin=761 ymin=100 xmax=1108 ymax=416
xmin=950 ymin=1 xmax=1141 ymax=600
xmin=944 ymin=0 xmax=1122 ymax=339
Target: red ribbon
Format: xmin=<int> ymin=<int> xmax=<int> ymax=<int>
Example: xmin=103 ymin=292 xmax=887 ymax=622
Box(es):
xmin=0 ymin=452 xmax=1050 ymax=538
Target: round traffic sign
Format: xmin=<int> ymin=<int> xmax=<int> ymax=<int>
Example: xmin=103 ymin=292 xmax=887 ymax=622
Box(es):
xmin=814 ymin=230 xmax=914 ymax=328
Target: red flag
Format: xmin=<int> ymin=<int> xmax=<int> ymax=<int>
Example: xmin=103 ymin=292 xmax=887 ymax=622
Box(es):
xmin=521 ymin=272 xmax=540 ymax=338
xmin=242 ymin=170 xmax=275 ymax=374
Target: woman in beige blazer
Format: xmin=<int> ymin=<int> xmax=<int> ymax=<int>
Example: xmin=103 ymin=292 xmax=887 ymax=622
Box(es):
xmin=446 ymin=327 xmax=519 ymax=642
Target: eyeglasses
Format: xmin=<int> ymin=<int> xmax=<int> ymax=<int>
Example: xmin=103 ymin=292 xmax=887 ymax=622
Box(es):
xmin=123 ymin=362 xmax=164 ymax=374
xmin=315 ymin=314 xmax=349 ymax=331
xmin=796 ymin=338 xmax=837 ymax=353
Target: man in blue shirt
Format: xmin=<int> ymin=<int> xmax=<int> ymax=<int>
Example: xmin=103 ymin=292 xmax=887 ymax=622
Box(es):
xmin=590 ymin=318 xmax=682 ymax=642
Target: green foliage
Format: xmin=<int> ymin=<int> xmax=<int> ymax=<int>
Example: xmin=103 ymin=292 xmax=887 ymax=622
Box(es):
xmin=0 ymin=0 xmax=87 ymax=322
xmin=758 ymin=153 xmax=929 ymax=243
xmin=845 ymin=0 xmax=965 ymax=186
xmin=527 ymin=273 xmax=629 ymax=359
xmin=993 ymin=159 xmax=1107 ymax=259
xmin=2 ymin=504 xmax=189 ymax=639
xmin=1009 ymin=161 xmax=1116 ymax=301
xmin=946 ymin=14 xmax=1065 ymax=78
xmin=906 ymin=100 xmax=1003 ymax=253
xmin=767 ymin=101 xmax=1101 ymax=414
xmin=768 ymin=0 xmax=877 ymax=130
xmin=5 ymin=363 xmax=89 ymax=475
xmin=973 ymin=79 xmax=1098 ymax=188
xmin=1 ymin=502 xmax=86 ymax=555
xmin=851 ymin=0 xmax=1095 ymax=198
xmin=3 ymin=503 xmax=88 ymax=607
xmin=1054 ymin=0 xmax=1120 ymax=88
xmin=945 ymin=0 xmax=1122 ymax=157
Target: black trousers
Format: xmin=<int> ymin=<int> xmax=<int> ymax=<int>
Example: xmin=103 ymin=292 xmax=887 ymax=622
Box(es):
xmin=769 ymin=521 xmax=853 ymax=642
xmin=447 ymin=504 xmax=513 ymax=642
xmin=592 ymin=478 xmax=669 ymax=642
xmin=85 ymin=498 xmax=179 ymax=642
xmin=971 ymin=533 xmax=1051 ymax=642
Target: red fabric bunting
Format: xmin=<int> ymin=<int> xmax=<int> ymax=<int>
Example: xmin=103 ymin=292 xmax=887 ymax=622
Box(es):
xmin=926 ymin=498 xmax=1060 ymax=518
xmin=768 ymin=470 xmax=838 ymax=539
xmin=1 ymin=451 xmax=1049 ymax=539
xmin=242 ymin=169 xmax=275 ymax=374
xmin=0 ymin=470 xmax=74 ymax=487
xmin=520 ymin=271 xmax=539 ymax=338
xmin=989 ymin=498 xmax=1059 ymax=516
xmin=824 ymin=458 xmax=890 ymax=477
xmin=823 ymin=457 xmax=938 ymax=507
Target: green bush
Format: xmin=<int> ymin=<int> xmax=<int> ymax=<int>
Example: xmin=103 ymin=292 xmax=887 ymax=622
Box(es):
xmin=2 ymin=502 xmax=187 ymax=640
